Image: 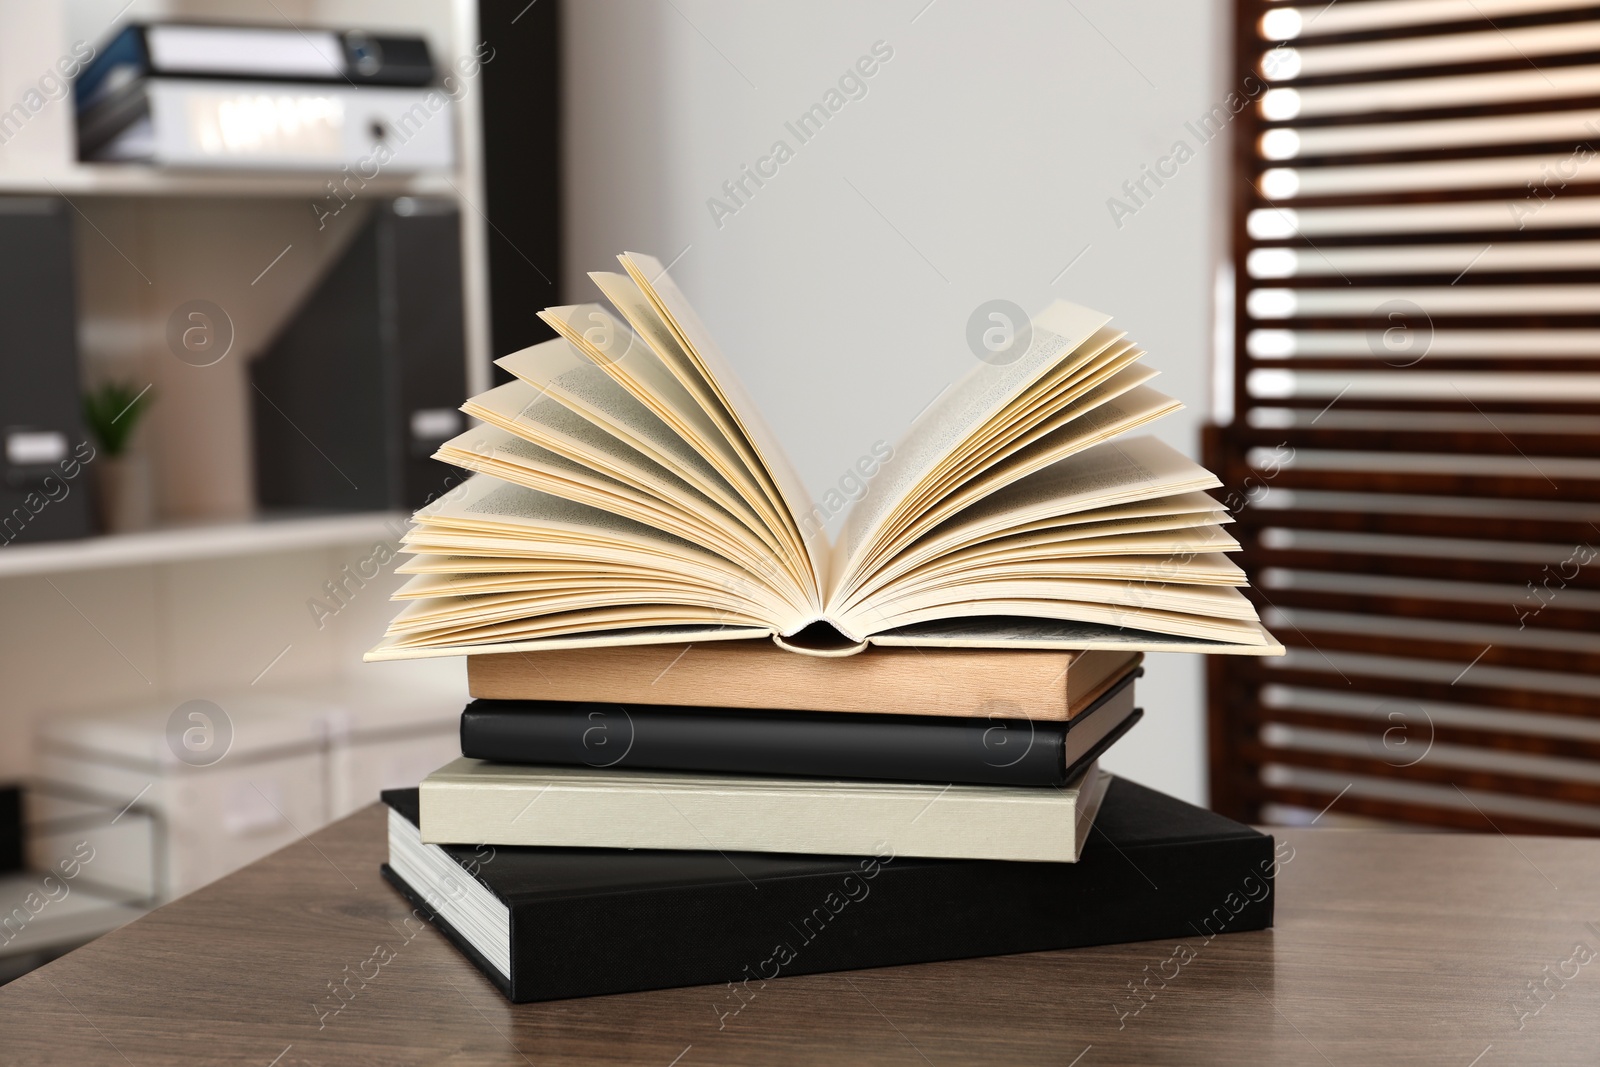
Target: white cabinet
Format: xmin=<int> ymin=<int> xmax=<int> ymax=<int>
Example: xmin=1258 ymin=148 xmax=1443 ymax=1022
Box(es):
xmin=299 ymin=661 xmax=464 ymax=820
xmin=34 ymin=692 xmax=333 ymax=899
xmin=30 ymin=659 xmax=463 ymax=901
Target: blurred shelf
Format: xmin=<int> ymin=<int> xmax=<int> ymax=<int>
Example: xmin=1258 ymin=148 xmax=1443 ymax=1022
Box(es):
xmin=0 ymin=511 xmax=407 ymax=578
xmin=0 ymin=166 xmax=464 ymax=200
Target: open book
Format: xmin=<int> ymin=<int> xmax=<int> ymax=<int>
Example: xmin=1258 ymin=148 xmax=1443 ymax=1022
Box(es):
xmin=368 ymin=252 xmax=1280 ymax=660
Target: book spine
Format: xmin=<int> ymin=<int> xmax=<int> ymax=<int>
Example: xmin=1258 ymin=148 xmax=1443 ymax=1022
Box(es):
xmin=505 ymin=833 xmax=1276 ymax=1002
xmin=459 ymin=700 xmax=1073 ymax=786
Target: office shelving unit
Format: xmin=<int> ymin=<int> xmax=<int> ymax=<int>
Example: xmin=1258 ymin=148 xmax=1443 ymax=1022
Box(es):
xmin=0 ymin=3 xmax=546 ymax=943
xmin=0 ymin=510 xmax=408 ymax=577
xmin=0 ymin=0 xmax=496 ymax=561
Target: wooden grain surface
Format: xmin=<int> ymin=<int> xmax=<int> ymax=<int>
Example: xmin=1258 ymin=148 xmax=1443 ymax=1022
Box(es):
xmin=3 ymin=803 xmax=1598 ymax=1065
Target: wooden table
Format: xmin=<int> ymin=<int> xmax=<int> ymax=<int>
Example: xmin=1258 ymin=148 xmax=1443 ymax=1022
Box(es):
xmin=2 ymin=804 xmax=1597 ymax=1065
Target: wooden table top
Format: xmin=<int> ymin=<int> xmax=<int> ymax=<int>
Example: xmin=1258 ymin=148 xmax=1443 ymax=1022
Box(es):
xmin=2 ymin=803 xmax=1598 ymax=1065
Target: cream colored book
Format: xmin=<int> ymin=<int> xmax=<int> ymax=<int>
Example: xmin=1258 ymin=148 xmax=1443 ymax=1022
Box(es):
xmin=419 ymin=757 xmax=1111 ymax=863
xmin=368 ymin=251 xmax=1281 ymax=661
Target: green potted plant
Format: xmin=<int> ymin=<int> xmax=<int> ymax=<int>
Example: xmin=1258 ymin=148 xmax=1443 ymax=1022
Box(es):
xmin=82 ymin=382 xmax=154 ymax=533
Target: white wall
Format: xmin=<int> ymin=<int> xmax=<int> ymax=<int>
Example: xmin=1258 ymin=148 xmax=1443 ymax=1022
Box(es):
xmin=564 ymin=0 xmax=1231 ymax=805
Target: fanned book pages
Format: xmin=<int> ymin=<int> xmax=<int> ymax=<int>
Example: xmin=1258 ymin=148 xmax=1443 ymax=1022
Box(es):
xmin=368 ymin=252 xmax=1282 ymax=661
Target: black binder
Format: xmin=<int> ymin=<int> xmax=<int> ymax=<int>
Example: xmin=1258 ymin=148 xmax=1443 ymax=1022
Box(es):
xmin=0 ymin=199 xmax=92 ymax=545
xmin=76 ymin=23 xmax=434 ymax=114
xmin=0 ymin=785 xmax=21 ymax=874
xmin=251 ymin=199 xmax=467 ymax=513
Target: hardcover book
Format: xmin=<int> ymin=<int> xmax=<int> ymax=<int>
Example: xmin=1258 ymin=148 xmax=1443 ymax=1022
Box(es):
xmin=381 ymin=778 xmax=1279 ymax=1003
xmin=465 ymin=642 xmax=1140 ymax=719
xmin=366 ymin=252 xmax=1280 ymax=661
xmin=419 ymin=758 xmax=1107 ymax=862
xmin=458 ymin=666 xmax=1143 ymax=787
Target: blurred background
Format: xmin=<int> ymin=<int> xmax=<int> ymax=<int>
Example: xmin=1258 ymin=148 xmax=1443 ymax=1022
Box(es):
xmin=3 ymin=0 xmax=1598 ymax=983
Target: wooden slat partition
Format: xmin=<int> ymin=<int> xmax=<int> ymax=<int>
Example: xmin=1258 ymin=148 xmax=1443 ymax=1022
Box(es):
xmin=1209 ymin=0 xmax=1600 ymax=833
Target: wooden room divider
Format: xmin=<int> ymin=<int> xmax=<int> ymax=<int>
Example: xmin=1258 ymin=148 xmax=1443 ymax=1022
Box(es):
xmin=1209 ymin=0 xmax=1600 ymax=833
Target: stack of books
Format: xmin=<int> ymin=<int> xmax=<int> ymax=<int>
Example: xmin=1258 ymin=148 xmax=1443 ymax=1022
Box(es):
xmin=372 ymin=253 xmax=1283 ymax=1001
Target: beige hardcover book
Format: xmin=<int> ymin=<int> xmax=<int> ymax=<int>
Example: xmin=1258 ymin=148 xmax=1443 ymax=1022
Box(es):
xmin=368 ymin=251 xmax=1282 ymax=663
xmin=419 ymin=757 xmax=1111 ymax=863
xmin=467 ymin=642 xmax=1142 ymax=721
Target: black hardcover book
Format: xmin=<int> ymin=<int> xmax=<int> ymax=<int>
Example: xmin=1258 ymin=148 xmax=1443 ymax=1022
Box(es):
xmin=459 ymin=669 xmax=1142 ymax=787
xmin=380 ymin=777 xmax=1278 ymax=1003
